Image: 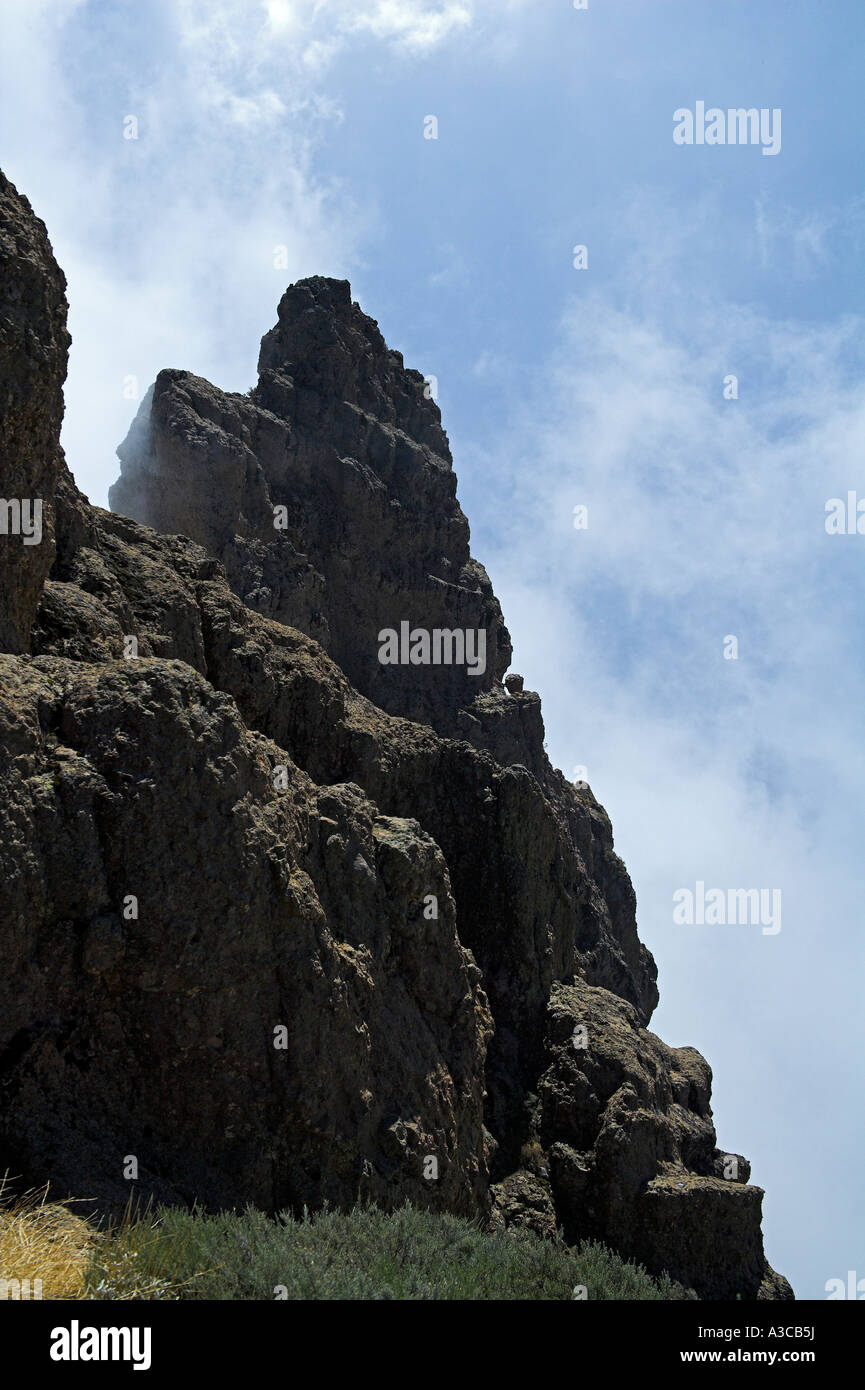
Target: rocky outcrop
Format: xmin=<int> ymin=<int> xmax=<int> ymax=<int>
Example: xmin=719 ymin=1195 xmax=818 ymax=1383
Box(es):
xmin=0 ymin=172 xmax=69 ymax=652
xmin=0 ymin=170 xmax=791 ymax=1298
xmin=534 ymin=982 xmax=788 ymax=1299
xmin=110 ymin=278 xmax=513 ymax=736
xmin=0 ymin=648 xmax=490 ymax=1216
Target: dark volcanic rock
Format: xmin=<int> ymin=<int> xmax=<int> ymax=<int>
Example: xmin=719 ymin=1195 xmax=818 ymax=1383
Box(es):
xmin=0 ymin=169 xmax=791 ymax=1299
xmin=0 ymin=172 xmax=70 ymax=652
xmin=110 ymin=278 xmax=512 ymax=736
xmin=537 ymin=981 xmax=784 ymax=1299
xmin=0 ymin=652 xmax=490 ymax=1215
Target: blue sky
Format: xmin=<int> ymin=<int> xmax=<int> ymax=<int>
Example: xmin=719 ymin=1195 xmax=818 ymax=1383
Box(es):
xmin=2 ymin=0 xmax=863 ymax=1299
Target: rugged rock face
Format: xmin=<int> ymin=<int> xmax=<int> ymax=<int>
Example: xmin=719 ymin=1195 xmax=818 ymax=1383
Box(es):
xmin=0 ymin=170 xmax=792 ymax=1299
xmin=0 ymin=172 xmax=69 ymax=652
xmin=110 ymin=277 xmax=512 ymax=736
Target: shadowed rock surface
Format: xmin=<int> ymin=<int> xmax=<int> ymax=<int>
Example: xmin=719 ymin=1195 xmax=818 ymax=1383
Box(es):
xmin=0 ymin=170 xmax=69 ymax=653
xmin=110 ymin=277 xmax=513 ymax=737
xmin=0 ymin=170 xmax=792 ymax=1299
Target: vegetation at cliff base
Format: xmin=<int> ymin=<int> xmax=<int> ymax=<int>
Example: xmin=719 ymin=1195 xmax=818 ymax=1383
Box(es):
xmin=1 ymin=1188 xmax=696 ymax=1300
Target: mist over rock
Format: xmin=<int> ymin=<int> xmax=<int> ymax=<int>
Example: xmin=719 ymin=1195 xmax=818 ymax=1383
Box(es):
xmin=0 ymin=170 xmax=791 ymax=1299
xmin=111 ymin=276 xmax=512 ymax=738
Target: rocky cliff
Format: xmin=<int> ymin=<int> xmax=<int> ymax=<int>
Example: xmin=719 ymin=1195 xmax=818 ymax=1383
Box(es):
xmin=0 ymin=170 xmax=791 ymax=1299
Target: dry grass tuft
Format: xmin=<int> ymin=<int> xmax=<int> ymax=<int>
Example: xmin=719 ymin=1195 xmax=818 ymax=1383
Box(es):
xmin=0 ymin=1177 xmax=194 ymax=1300
xmin=0 ymin=1175 xmax=93 ymax=1299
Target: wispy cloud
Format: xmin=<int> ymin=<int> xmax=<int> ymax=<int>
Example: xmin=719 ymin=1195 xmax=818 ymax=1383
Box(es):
xmin=463 ymin=199 xmax=865 ymax=1292
xmin=0 ymin=0 xmax=530 ymax=504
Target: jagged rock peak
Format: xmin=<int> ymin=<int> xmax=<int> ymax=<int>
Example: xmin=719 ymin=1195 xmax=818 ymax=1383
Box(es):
xmin=110 ymin=278 xmax=515 ymax=735
xmin=255 ymin=277 xmax=449 ymax=456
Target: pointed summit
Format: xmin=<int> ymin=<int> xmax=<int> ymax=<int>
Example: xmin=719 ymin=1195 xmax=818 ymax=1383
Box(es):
xmin=111 ymin=280 xmax=513 ymax=733
xmin=255 ymin=276 xmax=449 ymax=455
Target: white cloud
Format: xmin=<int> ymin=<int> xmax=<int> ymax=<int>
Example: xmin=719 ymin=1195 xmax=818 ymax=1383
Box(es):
xmin=465 ymin=220 xmax=865 ymax=1293
xmin=0 ymin=0 xmax=378 ymax=504
xmin=754 ymin=193 xmax=865 ymax=279
xmin=179 ymin=0 xmax=503 ymax=85
xmin=345 ymin=1 xmax=472 ymax=53
xmin=0 ymin=0 xmax=533 ymax=504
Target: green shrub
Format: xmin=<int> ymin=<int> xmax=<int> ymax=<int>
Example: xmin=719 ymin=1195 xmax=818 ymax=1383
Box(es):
xmin=84 ymin=1201 xmax=697 ymax=1301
